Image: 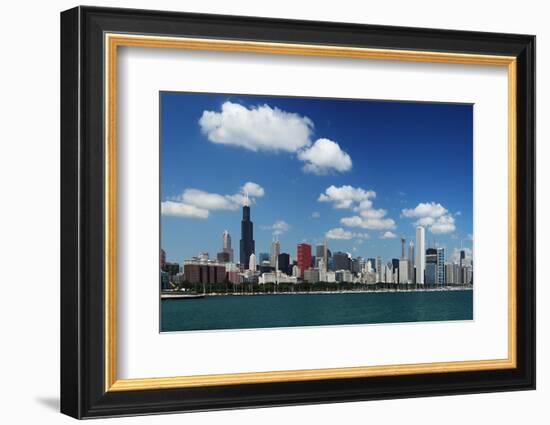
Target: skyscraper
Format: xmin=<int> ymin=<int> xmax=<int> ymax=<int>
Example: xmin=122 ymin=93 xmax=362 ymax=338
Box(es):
xmin=278 ymin=253 xmax=290 ymax=275
xmin=436 ymin=247 xmax=445 ymax=285
xmin=270 ymin=238 xmax=280 ymax=267
xmin=425 ymin=247 xmax=437 ymax=284
xmin=400 ymin=237 xmax=406 ymax=259
xmin=239 ymin=202 xmax=255 ymax=269
xmin=367 ymin=258 xmax=377 ymax=272
xmin=333 ymin=251 xmax=351 ymax=271
xmin=222 ymin=230 xmax=234 ymax=262
xmin=398 ymin=259 xmax=409 ymax=284
xmin=408 ymin=240 xmax=415 ymax=283
xmin=316 ymin=241 xmax=328 ymax=270
xmin=415 ymin=226 xmax=426 ymax=284
xmin=248 ymin=253 xmax=257 ymax=272
xmin=297 ymin=243 xmax=312 ymax=278
xmin=160 ymin=248 xmax=166 ymax=270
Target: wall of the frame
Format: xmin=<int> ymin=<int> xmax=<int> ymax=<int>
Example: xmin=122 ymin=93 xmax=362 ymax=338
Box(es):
xmin=0 ymin=0 xmax=544 ymax=424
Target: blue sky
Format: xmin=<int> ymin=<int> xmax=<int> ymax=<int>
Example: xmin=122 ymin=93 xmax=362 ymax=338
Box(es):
xmin=160 ymin=92 xmax=473 ymax=264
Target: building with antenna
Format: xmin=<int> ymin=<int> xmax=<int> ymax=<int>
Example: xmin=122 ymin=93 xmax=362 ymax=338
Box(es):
xmin=221 ymin=230 xmax=234 ymax=262
xmin=239 ymin=193 xmax=255 ymax=269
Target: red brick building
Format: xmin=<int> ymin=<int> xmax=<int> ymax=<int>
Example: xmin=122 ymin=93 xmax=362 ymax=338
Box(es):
xmin=297 ymin=243 xmax=312 ymax=279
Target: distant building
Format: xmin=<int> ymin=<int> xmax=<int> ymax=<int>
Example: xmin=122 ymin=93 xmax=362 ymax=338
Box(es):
xmin=222 ymin=230 xmax=234 ymax=262
xmin=164 ymin=262 xmax=180 ymax=278
xmin=367 ymin=258 xmax=377 ymax=272
xmin=160 ymin=270 xmax=170 ymax=290
xmin=259 ymin=261 xmax=275 ymax=274
xmin=436 ymin=248 xmax=445 ymax=285
xmin=351 ymin=258 xmax=360 ymax=275
xmin=445 ymin=263 xmax=455 ymax=284
xmin=391 ymin=258 xmax=399 ymax=282
xmin=415 ymin=226 xmax=426 ymax=284
xmin=259 ymin=252 xmax=270 ymax=263
xmin=375 ymin=257 xmax=383 ymax=281
xmin=333 ymin=252 xmax=350 ymax=271
xmin=239 ymin=200 xmax=255 ymax=269
xmin=463 ymin=265 xmax=473 ymax=285
xmin=270 ymin=239 xmax=280 ymax=268
xmin=249 ymin=253 xmax=257 ymax=272
xmin=183 ymin=259 xmax=226 ymax=284
xmin=297 ymin=243 xmax=312 ymax=278
xmin=160 ymin=249 xmax=166 ymax=270
xmin=398 ymin=259 xmax=409 ymax=284
xmin=216 ymin=251 xmax=231 ymax=263
xmin=335 ymin=270 xmax=352 ymax=283
xmin=278 ymin=253 xmax=291 ymax=275
xmin=425 ymin=263 xmax=437 ymax=285
xmin=325 ymin=271 xmax=336 ymax=283
xmin=316 ymin=241 xmax=328 ymax=270
xmin=408 ymin=241 xmax=415 ymax=282
xmin=304 ymin=268 xmax=320 ymax=283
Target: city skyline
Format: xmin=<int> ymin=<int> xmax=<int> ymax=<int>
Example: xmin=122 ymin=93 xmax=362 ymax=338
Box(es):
xmin=161 ymin=201 xmax=473 ymax=287
xmin=160 ymin=92 xmax=473 ymax=265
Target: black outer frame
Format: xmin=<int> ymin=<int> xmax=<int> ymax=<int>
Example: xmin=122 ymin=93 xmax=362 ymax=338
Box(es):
xmin=60 ymin=6 xmax=535 ymax=419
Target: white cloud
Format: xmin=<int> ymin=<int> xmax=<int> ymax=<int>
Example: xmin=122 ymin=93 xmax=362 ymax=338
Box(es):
xmin=297 ymin=138 xmax=352 ymax=175
xmin=261 ymin=220 xmax=291 ymax=236
xmin=430 ymin=215 xmax=456 ymax=234
xmin=160 ymin=201 xmax=209 ymax=219
xmin=241 ymin=181 xmax=265 ymax=197
xmin=402 ymin=202 xmax=456 ymax=234
xmin=311 ymin=211 xmax=321 ymax=219
xmin=199 ymin=101 xmax=313 ymax=152
xmin=359 ymin=208 xmax=387 ymax=219
xmin=340 ymin=215 xmax=396 ymax=230
xmin=319 ymin=184 xmax=396 ymax=231
xmin=416 ymin=216 xmax=435 ymax=226
xmin=380 ymin=231 xmax=397 ymax=239
xmin=199 ymin=102 xmax=354 ymax=175
xmin=340 ymin=216 xmax=363 ymax=227
xmin=402 ymin=202 xmax=448 ymax=218
xmin=163 ymin=182 xmax=264 ymax=219
xmin=325 ymin=227 xmax=369 ymax=240
xmin=182 ymin=189 xmax=239 ymax=210
xmin=318 ymin=185 xmax=376 ymax=209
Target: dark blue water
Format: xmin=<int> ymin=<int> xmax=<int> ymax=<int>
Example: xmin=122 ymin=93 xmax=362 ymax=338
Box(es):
xmin=160 ymin=290 xmax=473 ymax=332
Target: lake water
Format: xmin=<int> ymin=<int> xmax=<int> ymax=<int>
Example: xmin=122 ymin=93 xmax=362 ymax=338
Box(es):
xmin=160 ymin=289 xmax=473 ymax=332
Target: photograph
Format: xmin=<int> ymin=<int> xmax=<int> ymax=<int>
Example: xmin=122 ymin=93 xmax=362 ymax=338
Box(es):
xmin=159 ymin=92 xmax=474 ymax=332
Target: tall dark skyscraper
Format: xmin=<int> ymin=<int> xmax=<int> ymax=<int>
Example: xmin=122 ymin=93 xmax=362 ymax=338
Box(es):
xmin=239 ymin=203 xmax=255 ymax=269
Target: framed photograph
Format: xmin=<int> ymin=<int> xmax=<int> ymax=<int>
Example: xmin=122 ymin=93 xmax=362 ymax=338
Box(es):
xmin=60 ymin=6 xmax=535 ymax=419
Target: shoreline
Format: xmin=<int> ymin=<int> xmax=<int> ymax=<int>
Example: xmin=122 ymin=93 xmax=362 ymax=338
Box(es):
xmin=162 ymin=286 xmax=473 ymax=298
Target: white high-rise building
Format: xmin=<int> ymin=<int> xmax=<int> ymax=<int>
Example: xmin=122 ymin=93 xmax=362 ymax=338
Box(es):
xmin=248 ymin=253 xmax=257 ymax=272
xmin=270 ymin=238 xmax=280 ymax=267
xmin=415 ymin=226 xmax=425 ymax=284
xmin=399 ymin=259 xmax=409 ymax=284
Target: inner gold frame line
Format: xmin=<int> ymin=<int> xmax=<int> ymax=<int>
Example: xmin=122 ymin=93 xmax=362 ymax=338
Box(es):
xmin=104 ymin=33 xmax=517 ymax=392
